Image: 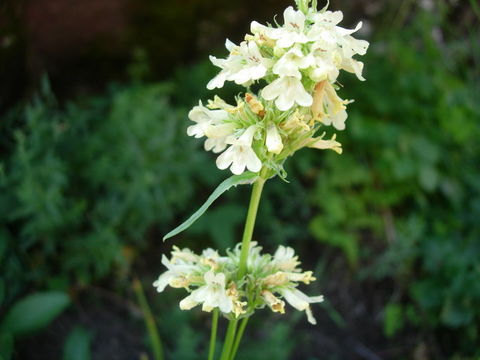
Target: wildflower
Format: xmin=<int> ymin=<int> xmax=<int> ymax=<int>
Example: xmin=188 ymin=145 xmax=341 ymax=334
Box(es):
xmin=155 ymin=242 xmax=324 ymax=323
xmin=308 ymin=133 xmax=343 ymax=154
xmin=245 ymin=93 xmax=265 ymax=117
xmin=285 ymin=271 xmax=316 ymax=284
xmin=187 ymin=102 xmax=230 ymax=138
xmin=273 ymin=45 xmax=315 ymax=79
xmin=207 ymin=40 xmax=270 ymax=89
xmin=267 ymin=6 xmax=309 ymax=48
xmin=262 ymin=290 xmax=286 ymax=314
xmin=216 ymin=125 xmax=262 ymax=175
xmin=273 ymin=245 xmax=301 ymax=271
xmin=179 ymin=270 xmax=233 ymax=313
xmin=279 ymin=287 xmax=324 ymax=324
xmin=227 ymin=283 xmax=247 ymax=318
xmin=266 ymin=124 xmax=284 ymax=154
xmin=263 ymin=271 xmax=289 ymax=287
xmin=153 ymin=255 xmax=195 ymax=292
xmin=311 ymin=81 xmax=349 ymax=130
xmin=262 ymin=76 xmax=313 ymax=111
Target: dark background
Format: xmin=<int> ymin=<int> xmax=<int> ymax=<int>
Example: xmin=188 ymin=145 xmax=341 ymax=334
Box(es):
xmin=1 ymin=0 xmax=479 ymax=359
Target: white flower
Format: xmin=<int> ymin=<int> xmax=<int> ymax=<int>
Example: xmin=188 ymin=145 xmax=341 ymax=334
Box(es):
xmin=171 ymin=246 xmax=199 ymax=263
xmin=187 ymin=102 xmax=230 ymax=138
xmin=206 ymin=40 xmax=239 ymax=89
xmin=230 ymin=41 xmax=270 ymax=85
xmin=216 ymin=125 xmax=262 ymax=175
xmin=340 ymin=57 xmax=365 ymax=81
xmin=207 ymin=40 xmax=270 ymax=89
xmin=248 ymin=21 xmax=274 ymax=46
xmin=308 ymin=10 xmax=343 ymax=27
xmin=309 ymin=47 xmax=341 ymax=82
xmin=205 ymin=137 xmax=229 ymax=153
xmin=262 ymin=76 xmax=313 ymax=111
xmin=279 ymin=287 xmax=324 ymax=324
xmin=179 ymin=270 xmax=233 ymax=313
xmin=153 ymin=255 xmax=196 ymax=292
xmin=268 ymin=6 xmax=309 ymax=48
xmin=273 ymin=245 xmax=300 ymax=272
xmin=265 ymin=124 xmax=283 ymax=154
xmin=273 ymin=45 xmax=315 ymax=79
xmin=308 ymin=133 xmax=343 ymax=154
xmin=311 ymin=81 xmax=349 ymax=130
xmin=285 ymin=271 xmax=316 ymax=284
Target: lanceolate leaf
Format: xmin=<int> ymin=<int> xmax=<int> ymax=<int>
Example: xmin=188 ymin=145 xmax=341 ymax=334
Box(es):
xmin=0 ymin=291 xmax=70 ymax=336
xmin=163 ymin=172 xmax=258 ymax=241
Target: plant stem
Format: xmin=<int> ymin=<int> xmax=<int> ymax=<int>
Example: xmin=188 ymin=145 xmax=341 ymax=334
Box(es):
xmin=219 ymin=319 xmax=238 ymax=360
xmin=132 ymin=278 xmax=165 ymax=360
xmin=237 ymin=169 xmax=267 ymax=279
xmin=229 ymin=317 xmax=249 ymax=360
xmin=208 ymin=309 xmax=219 ymax=360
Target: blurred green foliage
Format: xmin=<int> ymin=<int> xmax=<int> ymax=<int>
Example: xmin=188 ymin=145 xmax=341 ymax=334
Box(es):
xmin=304 ymin=10 xmax=480 ymax=357
xmin=0 ymin=291 xmax=70 ymax=360
xmin=0 ymin=78 xmax=212 ymax=306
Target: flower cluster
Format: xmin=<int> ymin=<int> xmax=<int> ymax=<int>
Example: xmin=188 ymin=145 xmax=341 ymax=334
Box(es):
xmin=187 ymin=1 xmax=368 ymax=176
xmin=153 ymin=242 xmax=324 ymax=324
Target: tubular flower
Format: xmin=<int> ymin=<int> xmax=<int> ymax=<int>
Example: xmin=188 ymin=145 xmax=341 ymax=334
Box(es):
xmin=216 ymin=125 xmax=262 ymax=175
xmin=186 ymin=0 xmax=368 ymax=177
xmin=154 ymin=242 xmax=324 ymax=323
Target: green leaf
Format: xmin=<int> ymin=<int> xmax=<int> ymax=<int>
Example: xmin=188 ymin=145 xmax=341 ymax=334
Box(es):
xmin=63 ymin=327 xmax=92 ymax=360
xmin=384 ymin=303 xmax=404 ymax=338
xmin=0 ymin=291 xmax=70 ymax=336
xmin=163 ymin=172 xmax=257 ymax=241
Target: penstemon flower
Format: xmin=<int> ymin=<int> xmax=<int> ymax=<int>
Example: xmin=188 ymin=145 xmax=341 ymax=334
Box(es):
xmin=157 ymin=1 xmax=368 ymax=359
xmin=154 ymin=242 xmax=324 ymax=324
xmin=186 ymin=0 xmax=368 ymax=177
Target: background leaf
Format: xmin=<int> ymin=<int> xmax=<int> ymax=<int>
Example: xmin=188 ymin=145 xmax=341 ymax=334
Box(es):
xmin=0 ymin=291 xmax=70 ymax=336
xmin=62 ymin=326 xmax=92 ymax=360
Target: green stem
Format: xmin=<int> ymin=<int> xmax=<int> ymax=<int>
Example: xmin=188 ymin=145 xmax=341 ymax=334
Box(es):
xmin=208 ymin=309 xmax=219 ymax=360
xmin=237 ymin=168 xmax=267 ymax=279
xmin=132 ymin=278 xmax=165 ymax=360
xmin=219 ymin=319 xmax=238 ymax=360
xmin=229 ymin=317 xmax=249 ymax=360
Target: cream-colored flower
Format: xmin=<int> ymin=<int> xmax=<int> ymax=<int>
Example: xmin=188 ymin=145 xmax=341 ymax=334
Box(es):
xmin=245 ymin=93 xmax=265 ymax=117
xmin=153 ymin=255 xmax=196 ymax=292
xmin=171 ymin=246 xmax=199 ymax=264
xmin=227 ymin=283 xmax=247 ymax=318
xmin=308 ymin=10 xmax=344 ymax=27
xmin=262 ymin=290 xmax=285 ymax=314
xmin=265 ymin=124 xmax=284 ymax=154
xmin=267 ymin=6 xmax=309 ymax=48
xmin=187 ymin=102 xmax=230 ymax=138
xmin=279 ymin=287 xmax=324 ymax=325
xmin=207 ymin=40 xmax=270 ymax=89
xmin=216 ymin=125 xmax=262 ymax=175
xmin=262 ymin=271 xmax=288 ymax=287
xmin=280 ymin=110 xmax=311 ymax=132
xmin=204 ymin=137 xmax=229 ymax=153
xmin=309 ymin=48 xmax=341 ymax=82
xmin=262 ymin=76 xmax=313 ymax=111
xmin=285 ymin=271 xmax=316 ymax=284
xmin=247 ymin=21 xmax=275 ymax=47
xmin=311 ymin=81 xmax=349 ymax=130
xmin=179 ymin=270 xmax=233 ymax=313
xmin=273 ymin=245 xmax=301 ymax=271
xmin=308 ymin=133 xmax=343 ymax=154
xmin=273 ymin=45 xmax=315 ymax=79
